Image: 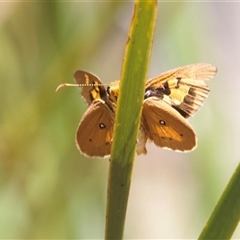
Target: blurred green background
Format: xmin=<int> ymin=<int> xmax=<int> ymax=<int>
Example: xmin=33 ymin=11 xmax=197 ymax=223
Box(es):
xmin=0 ymin=2 xmax=239 ymax=239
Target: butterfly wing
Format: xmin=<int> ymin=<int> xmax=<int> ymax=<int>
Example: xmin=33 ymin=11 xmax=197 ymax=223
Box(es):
xmin=74 ymin=70 xmax=107 ymax=105
xmin=76 ymin=99 xmax=114 ymax=158
xmin=145 ymin=63 xmax=217 ymax=118
xmin=142 ymin=97 xmax=196 ymax=151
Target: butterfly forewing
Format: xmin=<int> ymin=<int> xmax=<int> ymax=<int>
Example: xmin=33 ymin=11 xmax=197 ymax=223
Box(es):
xmin=76 ymin=99 xmax=114 ymax=157
xmin=74 ymin=70 xmax=107 ymax=105
xmin=142 ymin=97 xmax=196 ymax=151
xmin=146 ymin=63 xmax=216 ymax=89
xmin=145 ymin=63 xmax=217 ymax=118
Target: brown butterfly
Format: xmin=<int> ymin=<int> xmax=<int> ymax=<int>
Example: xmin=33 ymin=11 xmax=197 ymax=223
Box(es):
xmin=58 ymin=63 xmax=217 ymax=157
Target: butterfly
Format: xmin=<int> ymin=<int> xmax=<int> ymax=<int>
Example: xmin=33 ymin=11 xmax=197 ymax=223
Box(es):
xmin=59 ymin=63 xmax=217 ymax=157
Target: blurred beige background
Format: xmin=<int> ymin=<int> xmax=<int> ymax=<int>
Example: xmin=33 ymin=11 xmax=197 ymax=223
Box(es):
xmin=0 ymin=2 xmax=239 ymax=239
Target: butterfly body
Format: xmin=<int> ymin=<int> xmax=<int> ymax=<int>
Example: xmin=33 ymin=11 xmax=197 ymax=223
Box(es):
xmin=73 ymin=63 xmax=217 ymax=157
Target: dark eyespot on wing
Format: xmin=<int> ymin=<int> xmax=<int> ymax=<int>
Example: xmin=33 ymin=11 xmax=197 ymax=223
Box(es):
xmin=159 ymin=120 xmax=166 ymax=125
xmin=99 ymin=123 xmax=106 ymax=129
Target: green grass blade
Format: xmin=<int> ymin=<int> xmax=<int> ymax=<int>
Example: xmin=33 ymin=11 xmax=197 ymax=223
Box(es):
xmin=198 ymin=162 xmax=240 ymax=239
xmin=105 ymin=1 xmax=158 ymax=239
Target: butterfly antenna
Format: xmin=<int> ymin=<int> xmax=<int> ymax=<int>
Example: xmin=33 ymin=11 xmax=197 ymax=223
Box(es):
xmin=55 ymin=83 xmax=108 ymax=92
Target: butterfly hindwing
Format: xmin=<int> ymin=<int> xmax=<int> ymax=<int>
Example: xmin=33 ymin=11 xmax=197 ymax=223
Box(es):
xmin=142 ymin=97 xmax=196 ymax=151
xmin=76 ymin=99 xmax=114 ymax=157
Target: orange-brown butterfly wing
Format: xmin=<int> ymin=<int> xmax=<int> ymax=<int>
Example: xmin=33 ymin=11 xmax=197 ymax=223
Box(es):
xmin=74 ymin=70 xmax=107 ymax=105
xmin=76 ymin=99 xmax=114 ymax=158
xmin=142 ymin=97 xmax=196 ymax=151
xmin=145 ymin=63 xmax=217 ymax=118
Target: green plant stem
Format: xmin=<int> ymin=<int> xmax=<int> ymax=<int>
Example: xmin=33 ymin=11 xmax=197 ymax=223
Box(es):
xmin=198 ymin=162 xmax=240 ymax=239
xmin=105 ymin=1 xmax=158 ymax=239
